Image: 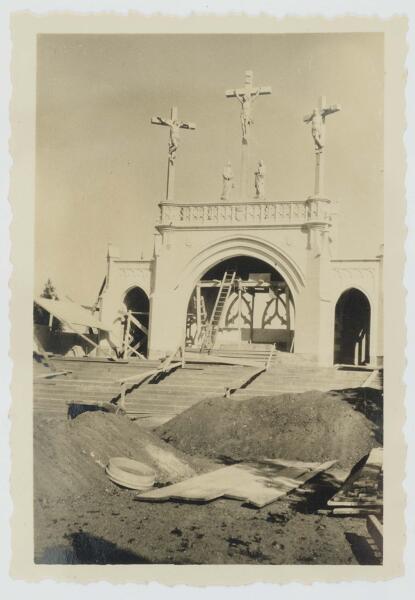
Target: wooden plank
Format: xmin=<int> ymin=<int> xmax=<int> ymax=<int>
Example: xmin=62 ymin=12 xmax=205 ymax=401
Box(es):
xmin=136 ymin=459 xmax=336 ymax=508
xmin=34 ymin=370 xmax=72 ymax=379
xmin=328 ymin=447 xmax=383 ymax=508
xmin=331 ymin=508 xmax=381 ymax=517
xmin=224 ymin=366 xmax=265 ymax=397
xmin=367 ymin=515 xmax=383 ymax=552
xmin=129 ymin=313 xmax=149 ymax=336
xmin=185 ymin=352 xmax=261 ymax=368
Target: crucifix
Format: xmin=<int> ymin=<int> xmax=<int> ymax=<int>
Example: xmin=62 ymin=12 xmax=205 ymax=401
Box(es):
xmin=151 ymin=106 xmax=196 ymax=202
xmin=226 ymin=70 xmax=272 ymax=200
xmin=303 ymin=95 xmax=341 ymax=197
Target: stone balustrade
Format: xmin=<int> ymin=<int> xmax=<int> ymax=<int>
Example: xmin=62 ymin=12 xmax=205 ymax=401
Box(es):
xmin=158 ymin=198 xmax=331 ymax=229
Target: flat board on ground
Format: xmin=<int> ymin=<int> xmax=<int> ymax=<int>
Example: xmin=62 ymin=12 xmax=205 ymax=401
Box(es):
xmin=135 ymin=458 xmax=336 ymax=508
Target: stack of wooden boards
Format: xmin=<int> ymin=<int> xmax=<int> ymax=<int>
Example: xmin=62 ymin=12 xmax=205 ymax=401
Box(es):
xmin=321 ymin=447 xmax=383 ymax=517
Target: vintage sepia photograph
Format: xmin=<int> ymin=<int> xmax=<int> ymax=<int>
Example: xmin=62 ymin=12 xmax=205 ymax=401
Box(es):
xmin=30 ymin=30 xmax=388 ymax=567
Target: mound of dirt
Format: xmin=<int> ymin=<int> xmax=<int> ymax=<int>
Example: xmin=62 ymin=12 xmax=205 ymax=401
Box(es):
xmin=34 ymin=412 xmax=203 ymax=503
xmin=156 ymin=391 xmax=379 ymax=469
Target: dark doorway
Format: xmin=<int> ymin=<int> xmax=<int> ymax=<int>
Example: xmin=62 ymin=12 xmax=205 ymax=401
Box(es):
xmin=334 ymin=289 xmax=371 ymax=365
xmin=123 ymin=287 xmax=150 ymax=357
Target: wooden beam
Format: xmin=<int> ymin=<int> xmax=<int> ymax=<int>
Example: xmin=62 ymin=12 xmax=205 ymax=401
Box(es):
xmin=196 ymin=285 xmax=201 ymax=340
xmin=286 ymin=283 xmax=291 ymax=336
xmin=53 ymin=315 xmax=112 ymax=358
xmin=199 ymin=280 xmax=286 ymax=289
xmin=35 ymin=370 xmax=72 ymax=380
xmin=129 ymin=313 xmax=148 ymax=336
xmin=367 ymin=515 xmax=383 ymax=552
xmin=224 ymin=366 xmax=266 ymax=398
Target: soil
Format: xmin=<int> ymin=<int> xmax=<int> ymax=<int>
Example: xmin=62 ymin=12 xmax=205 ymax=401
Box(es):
xmin=157 ymin=390 xmax=380 ymax=469
xmin=33 ymin=403 xmax=382 ymax=566
xmin=34 ymin=484 xmax=377 ymax=565
xmin=34 ymin=412 xmax=212 ymax=503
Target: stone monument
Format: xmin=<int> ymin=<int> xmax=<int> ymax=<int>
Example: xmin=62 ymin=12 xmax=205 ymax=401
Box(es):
xmin=303 ymin=96 xmax=341 ymax=197
xmin=151 ymin=106 xmax=196 ymax=201
xmin=221 ymin=161 xmax=234 ymax=201
xmin=254 ymin=159 xmax=266 ymax=199
xmin=226 ymin=71 xmax=271 ymax=200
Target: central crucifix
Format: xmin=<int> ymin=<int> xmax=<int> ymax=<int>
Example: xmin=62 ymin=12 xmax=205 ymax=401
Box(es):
xmin=226 ymin=70 xmax=272 ymax=200
xmin=151 ymin=106 xmax=196 ymax=202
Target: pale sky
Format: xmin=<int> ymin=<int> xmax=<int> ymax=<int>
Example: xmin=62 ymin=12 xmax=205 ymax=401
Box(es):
xmin=35 ymin=33 xmax=383 ymax=303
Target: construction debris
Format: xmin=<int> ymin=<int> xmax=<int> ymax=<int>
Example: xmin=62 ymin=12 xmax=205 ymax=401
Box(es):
xmin=324 ymin=447 xmax=383 ymax=516
xmin=106 ymin=457 xmax=156 ymax=491
xmin=136 ymin=458 xmax=336 ymax=508
xmin=367 ymin=514 xmax=383 ymax=555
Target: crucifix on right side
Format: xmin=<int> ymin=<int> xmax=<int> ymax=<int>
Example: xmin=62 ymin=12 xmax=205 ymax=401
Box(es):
xmin=303 ymin=96 xmax=341 ymax=197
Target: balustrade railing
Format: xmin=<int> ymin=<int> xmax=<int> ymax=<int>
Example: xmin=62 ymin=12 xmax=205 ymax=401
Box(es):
xmin=158 ymin=198 xmax=331 ymax=228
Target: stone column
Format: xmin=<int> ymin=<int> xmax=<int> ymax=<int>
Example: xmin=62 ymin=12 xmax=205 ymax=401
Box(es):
xmin=294 ymin=197 xmax=333 ymax=365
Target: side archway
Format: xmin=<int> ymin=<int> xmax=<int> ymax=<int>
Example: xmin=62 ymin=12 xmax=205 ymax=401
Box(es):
xmin=333 ymin=288 xmax=371 ymax=365
xmin=123 ymin=286 xmax=150 ymax=357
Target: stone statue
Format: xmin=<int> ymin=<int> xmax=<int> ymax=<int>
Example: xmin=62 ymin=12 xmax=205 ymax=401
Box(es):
xmin=151 ymin=107 xmax=196 ymax=201
xmin=254 ymin=159 xmax=266 ymax=199
xmin=151 ymin=114 xmax=193 ymax=165
xmin=310 ymin=108 xmax=324 ymax=153
xmin=154 ymin=116 xmax=181 ymax=164
xmin=236 ymin=87 xmax=260 ymax=144
xmin=221 ymin=161 xmax=234 ymax=201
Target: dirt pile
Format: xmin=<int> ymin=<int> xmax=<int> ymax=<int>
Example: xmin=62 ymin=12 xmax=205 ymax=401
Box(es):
xmin=157 ymin=391 xmax=379 ymax=469
xmin=34 ymin=412 xmax=200 ymax=503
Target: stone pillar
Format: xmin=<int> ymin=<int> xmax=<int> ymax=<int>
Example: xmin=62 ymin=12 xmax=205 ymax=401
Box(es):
xmin=147 ymin=249 xmax=186 ymax=360
xmin=294 ymin=197 xmax=333 ymax=365
xmin=99 ymin=243 xmax=121 ymax=327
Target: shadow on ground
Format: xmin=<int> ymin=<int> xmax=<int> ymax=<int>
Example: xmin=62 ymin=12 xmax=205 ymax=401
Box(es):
xmin=37 ymin=532 xmax=152 ymax=564
xmin=345 ymin=532 xmax=382 ymax=565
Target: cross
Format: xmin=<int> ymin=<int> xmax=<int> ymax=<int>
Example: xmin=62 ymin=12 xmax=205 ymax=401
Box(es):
xmin=303 ymin=96 xmax=341 ymax=197
xmin=151 ymin=106 xmax=196 ymax=202
xmin=225 ymin=70 xmax=271 ymax=201
xmin=226 ymin=70 xmax=272 ymax=145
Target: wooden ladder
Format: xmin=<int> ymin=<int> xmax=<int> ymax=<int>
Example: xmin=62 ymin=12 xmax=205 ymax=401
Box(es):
xmin=200 ymin=271 xmax=236 ymax=353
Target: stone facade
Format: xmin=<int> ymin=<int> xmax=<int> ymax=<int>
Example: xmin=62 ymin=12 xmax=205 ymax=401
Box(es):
xmin=99 ymin=196 xmax=383 ymax=366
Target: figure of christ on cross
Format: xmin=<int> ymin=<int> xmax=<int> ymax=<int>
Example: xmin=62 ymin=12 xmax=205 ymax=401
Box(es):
xmin=151 ymin=106 xmax=196 ymax=201
xmin=303 ymin=96 xmax=341 ymax=196
xmin=226 ymin=70 xmax=272 ymax=145
xmin=226 ymin=70 xmax=271 ymax=200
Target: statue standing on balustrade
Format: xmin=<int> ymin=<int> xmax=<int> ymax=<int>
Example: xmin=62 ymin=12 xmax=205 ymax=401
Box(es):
xmin=254 ymin=159 xmax=266 ymax=199
xmin=221 ymin=161 xmax=234 ymax=201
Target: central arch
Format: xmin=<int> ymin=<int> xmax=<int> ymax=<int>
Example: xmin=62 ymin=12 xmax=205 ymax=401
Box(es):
xmin=185 ymin=254 xmax=295 ymax=352
xmin=177 ymin=234 xmax=305 ymax=299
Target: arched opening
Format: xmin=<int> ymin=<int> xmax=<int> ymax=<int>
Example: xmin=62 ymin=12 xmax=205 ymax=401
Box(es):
xmin=186 ymin=255 xmax=295 ymax=352
xmin=123 ymin=287 xmax=150 ymax=357
xmin=333 ymin=288 xmax=371 ymax=365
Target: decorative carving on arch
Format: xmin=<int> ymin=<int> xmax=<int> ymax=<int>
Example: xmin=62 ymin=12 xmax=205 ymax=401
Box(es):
xmin=331 ymin=264 xmax=377 ymax=306
xmin=177 ymin=234 xmax=305 ymax=301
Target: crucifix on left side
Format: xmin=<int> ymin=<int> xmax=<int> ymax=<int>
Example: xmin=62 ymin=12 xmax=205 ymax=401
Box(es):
xmin=151 ymin=106 xmax=196 ymax=202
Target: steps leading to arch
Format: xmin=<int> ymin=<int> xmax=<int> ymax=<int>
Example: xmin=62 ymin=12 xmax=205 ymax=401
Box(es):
xmin=33 ymin=353 xmax=373 ymax=426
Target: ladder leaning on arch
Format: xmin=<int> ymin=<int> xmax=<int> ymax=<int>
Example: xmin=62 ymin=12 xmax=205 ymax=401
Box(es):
xmin=200 ymin=270 xmax=236 ymax=353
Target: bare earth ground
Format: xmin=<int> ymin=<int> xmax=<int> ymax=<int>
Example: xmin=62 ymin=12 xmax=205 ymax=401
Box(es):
xmin=34 ymin=484 xmax=377 ymax=565
xmin=33 ymin=391 xmax=382 ymax=565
